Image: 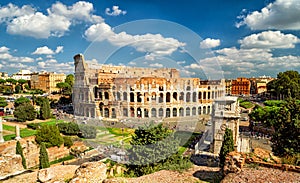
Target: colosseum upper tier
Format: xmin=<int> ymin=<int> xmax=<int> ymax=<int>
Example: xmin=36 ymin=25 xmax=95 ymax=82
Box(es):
xmin=73 ymin=54 xmax=225 ymax=120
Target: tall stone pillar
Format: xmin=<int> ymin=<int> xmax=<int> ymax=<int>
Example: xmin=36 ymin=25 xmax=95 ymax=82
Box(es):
xmin=0 ymin=117 xmax=4 ymax=143
xmin=15 ymin=125 xmax=21 ymax=140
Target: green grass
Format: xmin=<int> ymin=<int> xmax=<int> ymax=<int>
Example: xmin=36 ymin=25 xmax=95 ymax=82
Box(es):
xmin=3 ymin=124 xmax=15 ymax=131
xmin=50 ymin=155 xmax=75 ymax=165
xmin=97 ymin=127 xmax=134 ymax=137
xmin=4 ymin=128 xmax=36 ymax=141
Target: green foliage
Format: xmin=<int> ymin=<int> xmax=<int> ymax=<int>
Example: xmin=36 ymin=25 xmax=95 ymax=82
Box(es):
xmin=39 ymin=143 xmax=50 ymax=169
xmin=58 ymin=122 xmax=80 ymax=135
xmin=0 ymin=97 xmax=8 ymax=107
xmin=39 ymin=98 xmax=51 ymax=120
xmin=281 ymin=153 xmax=300 ymax=166
xmin=56 ymin=82 xmax=71 ymax=95
xmin=6 ymin=78 xmax=17 ymax=85
xmin=263 ymin=100 xmax=286 ymax=107
xmin=14 ymin=103 xmax=36 ymax=122
xmin=14 ymin=97 xmax=30 ymax=108
xmin=35 ymin=125 xmax=64 ymax=148
xmin=239 ymin=100 xmax=254 ymax=109
xmin=0 ymin=78 xmax=6 ymax=84
xmin=219 ymin=128 xmax=234 ymax=167
xmin=63 ymin=136 xmax=73 ymax=148
xmin=15 ymin=85 xmax=21 ymax=94
xmin=65 ymin=74 xmax=74 ymax=88
xmin=16 ymin=141 xmax=27 ymax=169
xmin=78 ymin=125 xmax=97 ymax=139
xmin=50 ymin=155 xmax=74 ymax=165
xmin=267 ymin=70 xmax=300 ymax=99
xmin=126 ymin=123 xmax=186 ymax=177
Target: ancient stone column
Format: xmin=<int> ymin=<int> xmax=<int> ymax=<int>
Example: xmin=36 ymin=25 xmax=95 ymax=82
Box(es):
xmin=0 ymin=117 xmax=4 ymax=143
xmin=15 ymin=125 xmax=21 ymax=140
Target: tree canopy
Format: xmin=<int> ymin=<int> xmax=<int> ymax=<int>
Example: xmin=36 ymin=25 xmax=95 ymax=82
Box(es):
xmin=14 ymin=103 xmax=36 ymax=122
xmin=14 ymin=97 xmax=31 ymax=108
xmin=126 ymin=123 xmax=191 ymax=176
xmin=267 ymin=70 xmax=300 ymax=99
xmin=0 ymin=97 xmax=8 ymax=107
xmin=250 ymin=97 xmax=300 ymax=157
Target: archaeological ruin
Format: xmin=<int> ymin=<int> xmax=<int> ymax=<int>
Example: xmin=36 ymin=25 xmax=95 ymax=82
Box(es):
xmin=73 ymin=54 xmax=226 ymax=120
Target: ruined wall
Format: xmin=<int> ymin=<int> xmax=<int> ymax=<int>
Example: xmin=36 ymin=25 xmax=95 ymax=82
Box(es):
xmin=0 ymin=136 xmax=70 ymax=170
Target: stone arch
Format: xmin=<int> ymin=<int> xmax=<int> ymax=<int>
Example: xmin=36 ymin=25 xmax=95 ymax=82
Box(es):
xmin=179 ymin=92 xmax=184 ymax=101
xmin=166 ymin=92 xmax=171 ymax=103
xmin=130 ymin=92 xmax=134 ymax=102
xmin=130 ymin=107 xmax=135 ymax=117
xmin=159 ymin=108 xmax=163 ymax=117
xmin=198 ymin=106 xmax=202 ymax=115
xmin=173 ymin=92 xmax=177 ymax=101
xmin=192 ymin=107 xmax=196 ymax=115
xmin=207 ymin=106 xmax=211 ymax=114
xmin=166 ymin=108 xmax=171 ymax=117
xmin=192 ymin=92 xmax=197 ymax=102
xmin=179 ymin=107 xmax=184 ymax=117
xmin=117 ymin=92 xmax=121 ymax=100
xmin=104 ymin=108 xmax=109 ymax=117
xmin=186 ymin=107 xmax=190 ymax=116
xmin=186 ymin=92 xmax=191 ymax=102
xmin=104 ymin=92 xmax=109 ymax=100
xmin=112 ymin=108 xmax=116 ymax=118
xmin=123 ymin=107 xmax=128 ymax=117
xmin=172 ymin=108 xmax=177 ymax=117
xmin=203 ymin=106 xmax=207 ymax=114
xmin=151 ymin=108 xmax=157 ymax=118
xmin=123 ymin=92 xmax=127 ymax=101
xmin=137 ymin=107 xmax=142 ymax=117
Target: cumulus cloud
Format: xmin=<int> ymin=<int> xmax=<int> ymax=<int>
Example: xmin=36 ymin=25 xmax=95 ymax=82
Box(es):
xmin=149 ymin=63 xmax=163 ymax=68
xmin=105 ymin=6 xmax=127 ymax=16
xmin=0 ymin=46 xmax=34 ymax=63
xmin=32 ymin=46 xmax=64 ymax=55
xmin=0 ymin=46 xmax=9 ymax=53
xmin=37 ymin=59 xmax=74 ymax=73
xmin=239 ymin=31 xmax=300 ymax=49
xmin=0 ymin=1 xmax=103 ymax=38
xmin=237 ymin=0 xmax=300 ymax=30
xmin=200 ymin=38 xmax=220 ymax=49
xmin=84 ymin=22 xmax=185 ymax=59
xmin=184 ymin=63 xmax=201 ymax=69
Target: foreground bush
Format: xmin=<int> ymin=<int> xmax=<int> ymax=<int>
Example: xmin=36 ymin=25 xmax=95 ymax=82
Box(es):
xmin=35 ymin=125 xmax=64 ymax=148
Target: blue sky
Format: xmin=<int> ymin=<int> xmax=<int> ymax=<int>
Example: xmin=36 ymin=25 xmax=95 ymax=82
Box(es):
xmin=0 ymin=0 xmax=300 ymax=79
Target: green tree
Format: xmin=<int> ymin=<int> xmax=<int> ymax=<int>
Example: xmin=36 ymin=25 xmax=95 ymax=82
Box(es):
xmin=39 ymin=98 xmax=51 ymax=120
xmin=16 ymin=141 xmax=27 ymax=169
xmin=14 ymin=103 xmax=36 ymax=122
xmin=17 ymin=79 xmax=27 ymax=91
xmin=219 ymin=128 xmax=234 ymax=167
xmin=0 ymin=97 xmax=8 ymax=107
xmin=126 ymin=123 xmax=182 ymax=176
xmin=35 ymin=125 xmax=64 ymax=148
xmin=65 ymin=74 xmax=74 ymax=88
xmin=14 ymin=97 xmax=31 ymax=108
xmin=267 ymin=70 xmax=300 ymax=99
xmin=0 ymin=78 xmax=6 ymax=85
xmin=15 ymin=85 xmax=21 ymax=94
xmin=39 ymin=143 xmax=50 ymax=169
xmin=56 ymin=82 xmax=71 ymax=95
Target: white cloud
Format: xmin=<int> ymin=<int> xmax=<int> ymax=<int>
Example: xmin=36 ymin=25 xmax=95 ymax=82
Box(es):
xmin=237 ymin=0 xmax=300 ymax=30
xmin=239 ymin=31 xmax=300 ymax=49
xmin=0 ymin=3 xmax=35 ymax=23
xmin=84 ymin=22 xmax=185 ymax=59
xmin=105 ymin=6 xmax=127 ymax=16
xmin=184 ymin=63 xmax=201 ymax=69
xmin=0 ymin=46 xmax=9 ymax=53
xmin=200 ymin=38 xmax=220 ymax=49
xmin=149 ymin=63 xmax=163 ymax=68
xmin=0 ymin=2 xmax=103 ymax=38
xmin=0 ymin=46 xmax=34 ymax=63
xmin=37 ymin=59 xmax=74 ymax=73
xmin=49 ymin=1 xmax=103 ymax=23
xmin=32 ymin=46 xmax=64 ymax=55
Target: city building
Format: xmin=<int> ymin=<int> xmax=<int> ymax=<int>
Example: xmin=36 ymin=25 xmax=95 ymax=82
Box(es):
xmin=11 ymin=70 xmax=32 ymax=81
xmin=30 ymin=72 xmax=66 ymax=94
xmin=0 ymin=72 xmax=9 ymax=80
xmin=225 ymin=79 xmax=232 ymax=95
xmin=231 ymin=78 xmax=251 ymax=96
xmin=73 ymin=54 xmax=226 ymax=120
xmin=249 ymin=76 xmax=274 ymax=95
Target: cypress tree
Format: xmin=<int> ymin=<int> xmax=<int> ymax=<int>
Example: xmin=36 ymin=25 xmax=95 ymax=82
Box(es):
xmin=40 ymin=98 xmax=51 ymax=120
xmin=219 ymin=128 xmax=234 ymax=167
xmin=16 ymin=141 xmax=27 ymax=169
xmin=39 ymin=143 xmax=50 ymax=169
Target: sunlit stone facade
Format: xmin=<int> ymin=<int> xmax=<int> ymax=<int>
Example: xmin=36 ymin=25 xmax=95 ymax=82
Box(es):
xmin=73 ymin=54 xmax=225 ymax=120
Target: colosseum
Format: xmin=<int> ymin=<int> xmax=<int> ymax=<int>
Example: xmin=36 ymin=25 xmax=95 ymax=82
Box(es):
xmin=73 ymin=54 xmax=225 ymax=120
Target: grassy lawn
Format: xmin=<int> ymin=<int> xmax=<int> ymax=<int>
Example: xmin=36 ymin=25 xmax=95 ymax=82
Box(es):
xmin=4 ymin=128 xmax=36 ymax=141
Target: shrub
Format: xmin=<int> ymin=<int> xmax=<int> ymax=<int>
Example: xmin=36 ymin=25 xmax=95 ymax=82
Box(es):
xmin=14 ymin=103 xmax=36 ymax=122
xmin=39 ymin=143 xmax=50 ymax=169
xmin=16 ymin=141 xmax=27 ymax=169
xmin=58 ymin=122 xmax=80 ymax=135
xmin=35 ymin=125 xmax=64 ymax=148
xmin=27 ymin=123 xmax=40 ymax=130
xmin=63 ymin=136 xmax=73 ymax=148
xmin=78 ymin=125 xmax=97 ymax=139
xmin=219 ymin=128 xmax=234 ymax=167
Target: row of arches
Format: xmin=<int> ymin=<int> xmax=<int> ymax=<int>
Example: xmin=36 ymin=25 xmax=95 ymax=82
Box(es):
xmin=99 ymin=105 xmax=211 ymax=118
xmin=95 ymin=90 xmax=224 ymax=103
